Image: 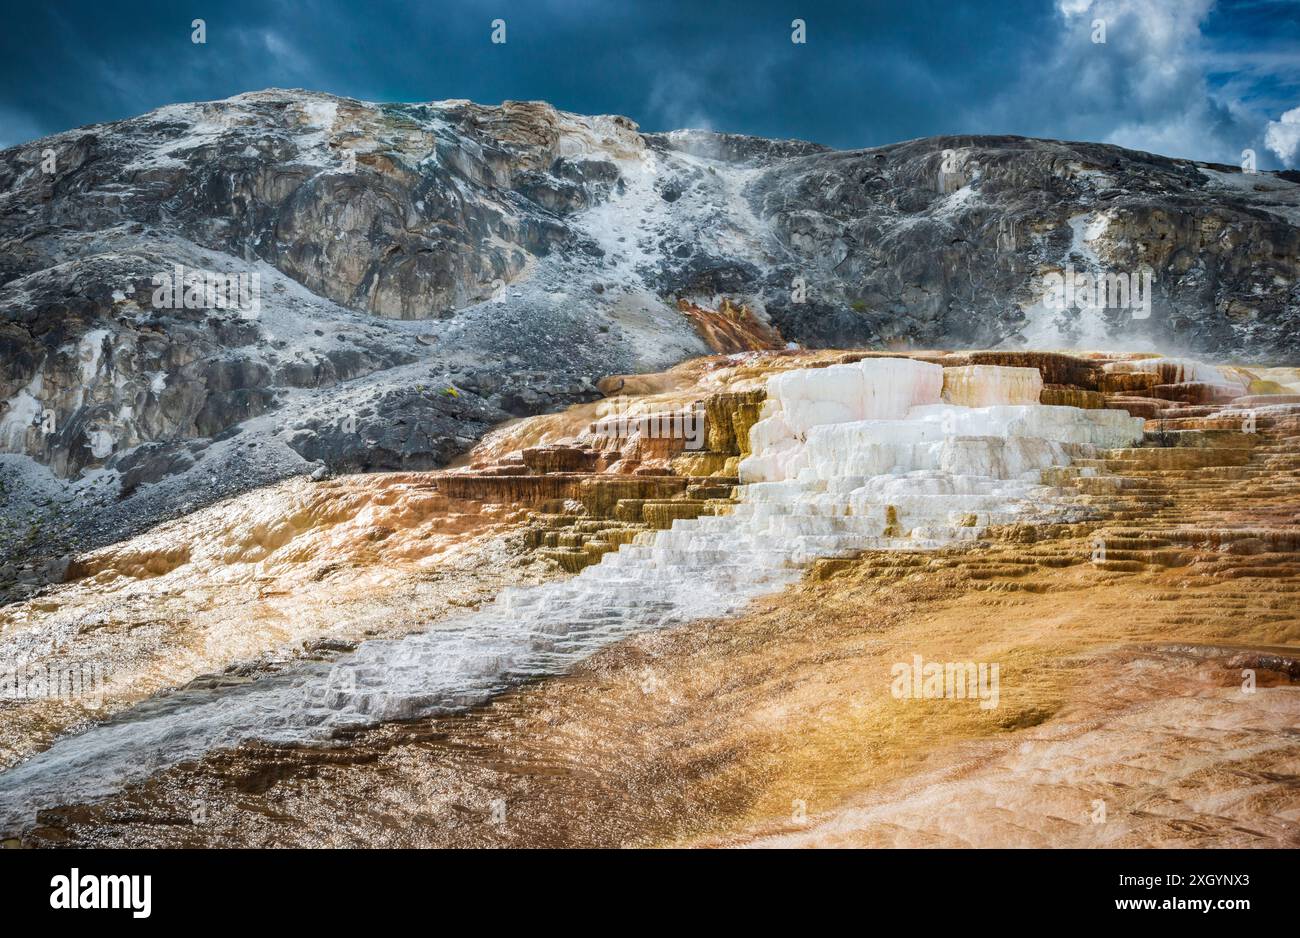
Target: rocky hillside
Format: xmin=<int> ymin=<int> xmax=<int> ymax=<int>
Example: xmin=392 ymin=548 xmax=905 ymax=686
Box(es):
xmin=1 ymin=88 xmax=1298 ymax=593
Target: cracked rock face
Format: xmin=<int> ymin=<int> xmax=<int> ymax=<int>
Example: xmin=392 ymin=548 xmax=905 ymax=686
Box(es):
xmin=1 ymin=89 xmax=1297 ymax=587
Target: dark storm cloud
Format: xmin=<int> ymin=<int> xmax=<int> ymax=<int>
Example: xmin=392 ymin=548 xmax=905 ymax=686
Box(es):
xmin=0 ymin=0 xmax=1297 ymax=165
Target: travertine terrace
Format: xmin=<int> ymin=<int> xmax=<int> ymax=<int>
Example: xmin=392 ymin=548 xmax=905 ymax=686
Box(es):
xmin=2 ymin=347 xmax=1296 ymax=847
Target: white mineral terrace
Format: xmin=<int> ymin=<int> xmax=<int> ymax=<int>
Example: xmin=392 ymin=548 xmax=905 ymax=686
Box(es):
xmin=0 ymin=358 xmax=1147 ymax=827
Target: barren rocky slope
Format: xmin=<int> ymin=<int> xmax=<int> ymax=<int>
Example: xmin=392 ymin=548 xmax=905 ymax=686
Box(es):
xmin=2 ymin=88 xmax=1299 ymax=595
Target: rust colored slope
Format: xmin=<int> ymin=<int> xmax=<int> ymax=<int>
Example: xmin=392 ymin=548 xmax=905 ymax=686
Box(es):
xmin=677 ymin=298 xmax=785 ymax=353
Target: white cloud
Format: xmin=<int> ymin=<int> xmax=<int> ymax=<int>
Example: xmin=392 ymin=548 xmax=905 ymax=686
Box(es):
xmin=1057 ymin=0 xmax=1095 ymax=15
xmin=1047 ymin=0 xmax=1239 ymax=161
xmin=1265 ymin=106 xmax=1300 ymax=165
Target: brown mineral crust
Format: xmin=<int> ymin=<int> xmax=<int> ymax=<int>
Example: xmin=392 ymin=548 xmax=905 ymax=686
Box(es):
xmin=676 ymin=298 xmax=785 ymax=354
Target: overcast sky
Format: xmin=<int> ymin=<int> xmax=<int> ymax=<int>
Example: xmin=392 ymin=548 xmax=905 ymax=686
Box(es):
xmin=1 ymin=0 xmax=1298 ymax=167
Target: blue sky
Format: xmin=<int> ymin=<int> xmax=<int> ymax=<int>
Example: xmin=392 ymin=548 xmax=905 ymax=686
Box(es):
xmin=1 ymin=0 xmax=1298 ymax=166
